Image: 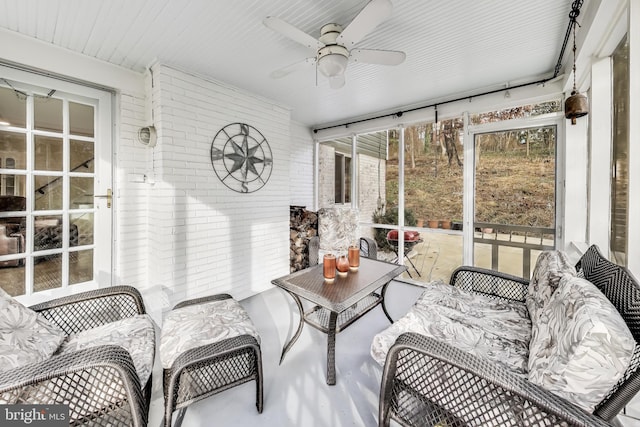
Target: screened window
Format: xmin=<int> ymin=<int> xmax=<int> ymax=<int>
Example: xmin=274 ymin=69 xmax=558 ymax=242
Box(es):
xmin=611 ymin=35 xmax=629 ymax=266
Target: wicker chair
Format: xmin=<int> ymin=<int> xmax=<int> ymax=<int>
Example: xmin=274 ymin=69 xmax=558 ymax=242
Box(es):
xmin=0 ymin=286 xmax=153 ymax=427
xmin=379 ymin=245 xmax=640 ymax=426
xmin=308 ymin=207 xmax=378 ymax=266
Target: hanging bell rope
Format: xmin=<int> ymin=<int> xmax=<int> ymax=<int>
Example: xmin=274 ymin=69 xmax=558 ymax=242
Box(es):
xmin=564 ymin=1 xmax=589 ymax=125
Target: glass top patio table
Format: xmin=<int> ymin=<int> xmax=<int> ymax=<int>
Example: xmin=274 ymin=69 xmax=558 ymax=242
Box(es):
xmin=271 ymin=257 xmax=406 ymax=385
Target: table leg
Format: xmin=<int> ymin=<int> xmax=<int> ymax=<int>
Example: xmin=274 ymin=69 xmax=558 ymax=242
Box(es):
xmin=380 ymin=282 xmax=394 ymax=323
xmin=326 ymin=311 xmax=338 ymax=385
xmin=174 ymin=408 xmax=187 ymax=427
xmin=279 ymin=291 xmax=305 ymax=365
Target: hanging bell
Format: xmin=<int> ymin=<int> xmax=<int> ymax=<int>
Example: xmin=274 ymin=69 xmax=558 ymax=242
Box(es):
xmin=565 ymin=90 xmax=589 ymax=125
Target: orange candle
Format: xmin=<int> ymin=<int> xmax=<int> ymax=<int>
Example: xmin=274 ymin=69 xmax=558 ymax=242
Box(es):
xmin=323 ymin=254 xmax=336 ymax=282
xmin=348 ymin=245 xmax=360 ymax=271
xmin=336 ymin=255 xmax=350 ymax=276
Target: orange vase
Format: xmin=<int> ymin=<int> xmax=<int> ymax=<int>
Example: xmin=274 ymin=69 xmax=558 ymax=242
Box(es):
xmin=323 ymin=254 xmax=336 ymax=283
xmin=336 ymin=255 xmax=350 ymax=277
xmin=348 ymin=245 xmax=360 ymax=271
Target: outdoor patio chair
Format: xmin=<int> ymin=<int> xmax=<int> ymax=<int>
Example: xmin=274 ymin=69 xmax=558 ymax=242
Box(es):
xmin=0 ymin=285 xmax=155 ymax=427
xmin=308 ymin=207 xmax=378 ymax=266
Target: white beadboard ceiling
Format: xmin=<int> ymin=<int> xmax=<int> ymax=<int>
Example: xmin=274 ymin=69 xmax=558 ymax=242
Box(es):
xmin=0 ymin=0 xmax=574 ymax=127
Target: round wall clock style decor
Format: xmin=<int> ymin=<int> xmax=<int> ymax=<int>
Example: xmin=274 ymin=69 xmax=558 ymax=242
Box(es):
xmin=210 ymin=123 xmax=273 ymax=193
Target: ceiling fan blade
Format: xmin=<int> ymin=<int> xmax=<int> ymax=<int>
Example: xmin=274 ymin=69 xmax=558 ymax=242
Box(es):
xmin=328 ymin=74 xmax=345 ymax=89
xmin=263 ymin=16 xmax=324 ymax=50
xmin=337 ymin=0 xmax=393 ymax=48
xmin=270 ymin=57 xmax=316 ymax=79
xmin=350 ymin=49 xmax=406 ymax=65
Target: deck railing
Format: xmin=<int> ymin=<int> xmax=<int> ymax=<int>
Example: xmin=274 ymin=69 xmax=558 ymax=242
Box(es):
xmin=473 ymin=222 xmax=555 ymax=279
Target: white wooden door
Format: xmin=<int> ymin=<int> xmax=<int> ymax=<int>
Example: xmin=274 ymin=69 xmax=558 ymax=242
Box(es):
xmin=0 ymin=67 xmax=112 ymax=298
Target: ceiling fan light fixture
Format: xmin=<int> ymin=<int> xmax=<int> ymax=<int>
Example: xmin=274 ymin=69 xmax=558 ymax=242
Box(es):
xmin=317 ymin=43 xmax=349 ymax=78
xmin=318 ymin=53 xmax=349 ymax=78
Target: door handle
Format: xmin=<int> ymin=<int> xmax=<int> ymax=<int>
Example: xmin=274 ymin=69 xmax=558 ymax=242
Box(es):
xmin=94 ymin=189 xmax=112 ymax=208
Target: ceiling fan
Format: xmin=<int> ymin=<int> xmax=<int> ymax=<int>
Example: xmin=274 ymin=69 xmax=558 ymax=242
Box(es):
xmin=263 ymin=0 xmax=406 ymax=89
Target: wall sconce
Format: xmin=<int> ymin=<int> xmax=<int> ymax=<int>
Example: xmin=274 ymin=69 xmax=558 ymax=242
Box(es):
xmin=136 ymin=126 xmax=157 ymax=147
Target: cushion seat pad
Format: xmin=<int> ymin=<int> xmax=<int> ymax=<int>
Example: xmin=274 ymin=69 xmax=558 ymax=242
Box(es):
xmin=56 ymin=314 xmax=156 ymax=387
xmin=371 ymin=280 xmax=531 ymax=375
xmin=160 ymin=298 xmax=260 ymax=370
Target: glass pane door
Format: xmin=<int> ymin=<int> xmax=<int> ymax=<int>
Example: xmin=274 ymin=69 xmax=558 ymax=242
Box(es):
xmin=472 ymin=125 xmax=557 ymax=278
xmin=0 ymin=79 xmax=110 ymax=297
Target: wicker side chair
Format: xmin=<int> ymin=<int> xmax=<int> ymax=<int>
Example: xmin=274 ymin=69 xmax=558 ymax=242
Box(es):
xmin=307 ymin=207 xmax=378 ymax=267
xmin=0 ymin=286 xmax=153 ymax=427
xmin=379 ymin=245 xmax=640 ymax=426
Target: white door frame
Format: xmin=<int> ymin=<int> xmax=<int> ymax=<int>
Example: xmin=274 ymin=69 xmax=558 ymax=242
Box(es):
xmin=464 ymin=113 xmax=565 ymax=266
xmin=0 ymin=65 xmax=113 ymax=303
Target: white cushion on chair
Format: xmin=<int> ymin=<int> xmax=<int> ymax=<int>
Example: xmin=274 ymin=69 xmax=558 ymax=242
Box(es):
xmin=0 ymin=287 xmax=66 ymax=372
xmin=160 ymin=298 xmax=260 ymax=369
xmin=371 ymin=280 xmax=531 ymax=374
xmin=57 ymin=314 xmax=156 ymax=386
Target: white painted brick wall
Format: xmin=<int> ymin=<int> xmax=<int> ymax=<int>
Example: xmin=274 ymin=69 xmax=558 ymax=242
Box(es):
xmin=318 ymin=144 xmax=336 ymax=207
xmin=143 ymin=64 xmax=291 ymax=309
xmin=112 ymin=65 xmax=310 ymax=318
xmin=358 ymin=154 xmax=385 ymax=224
xmin=317 ymin=143 xmax=385 ymax=220
xmin=289 ymin=121 xmax=314 ymax=208
xmin=114 ymin=92 xmax=151 ymax=291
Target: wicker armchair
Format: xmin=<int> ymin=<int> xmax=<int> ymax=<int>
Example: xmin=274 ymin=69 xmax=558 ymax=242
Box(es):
xmin=308 ymin=207 xmax=378 ymax=265
xmin=0 ymin=286 xmax=153 ymax=427
xmin=379 ymin=245 xmax=640 ymax=426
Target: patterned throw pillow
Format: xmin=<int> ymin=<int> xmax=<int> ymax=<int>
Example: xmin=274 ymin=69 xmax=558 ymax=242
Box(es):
xmin=525 ymin=250 xmax=576 ymax=321
xmin=0 ymin=287 xmax=66 ymax=371
xmin=318 ymin=208 xmax=359 ymax=253
xmin=528 ymin=275 xmax=635 ymax=413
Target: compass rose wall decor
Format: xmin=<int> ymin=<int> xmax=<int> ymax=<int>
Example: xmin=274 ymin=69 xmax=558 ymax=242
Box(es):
xmin=210 ymin=123 xmax=274 ymax=193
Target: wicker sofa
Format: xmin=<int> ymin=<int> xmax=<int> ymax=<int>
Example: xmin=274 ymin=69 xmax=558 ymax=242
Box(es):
xmin=372 ymin=245 xmax=640 ymax=426
xmin=0 ymin=286 xmax=155 ymax=426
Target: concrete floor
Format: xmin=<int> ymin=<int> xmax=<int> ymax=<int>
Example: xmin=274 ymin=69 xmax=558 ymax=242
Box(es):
xmin=147 ymin=280 xmax=640 ymax=427
xmin=148 ymin=281 xmax=427 ymax=427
